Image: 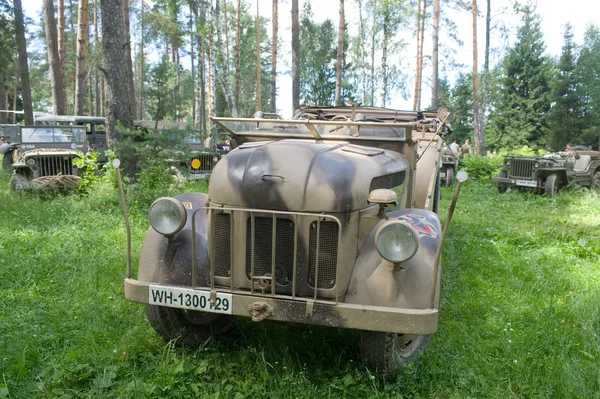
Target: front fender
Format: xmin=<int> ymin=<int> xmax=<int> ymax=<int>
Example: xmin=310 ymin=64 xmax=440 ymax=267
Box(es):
xmin=138 ymin=192 xmax=211 ymax=287
xmin=0 ymin=143 xmax=19 ymax=154
xmin=345 ymin=208 xmax=442 ymax=311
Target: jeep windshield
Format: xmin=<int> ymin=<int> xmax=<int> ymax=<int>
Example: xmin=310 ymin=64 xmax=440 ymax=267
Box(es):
xmin=212 ymin=118 xmax=409 ymax=141
xmin=21 ymin=126 xmax=86 ymax=144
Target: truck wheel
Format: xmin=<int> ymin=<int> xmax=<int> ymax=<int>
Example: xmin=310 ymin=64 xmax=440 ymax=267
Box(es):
xmin=9 ymin=173 xmax=28 ymax=190
xmin=445 ymin=168 xmax=454 ymax=187
xmin=360 ymin=332 xmax=431 ymax=375
xmin=145 ymin=304 xmax=234 ymax=347
xmin=544 ymin=174 xmax=558 ymax=197
xmin=496 ymin=170 xmax=508 ymax=193
xmin=592 ymin=172 xmax=600 ymax=190
xmin=2 ymin=149 xmax=13 ymax=170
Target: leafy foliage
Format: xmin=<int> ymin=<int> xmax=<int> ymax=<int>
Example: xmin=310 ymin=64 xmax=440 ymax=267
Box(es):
xmin=458 ymin=154 xmax=503 ymax=181
xmin=73 ymin=151 xmax=100 ymax=192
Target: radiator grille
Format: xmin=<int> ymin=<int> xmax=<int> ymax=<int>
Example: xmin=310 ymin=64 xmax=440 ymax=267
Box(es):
xmin=190 ymin=153 xmax=219 ymax=173
xmin=308 ymin=221 xmax=339 ymax=289
xmin=36 ymin=155 xmax=75 ymax=177
xmin=508 ymin=160 xmax=535 ymax=179
xmin=369 ymin=171 xmax=406 ymax=191
xmin=213 ymin=213 xmax=231 ymax=277
xmin=245 ymin=217 xmax=295 ymax=286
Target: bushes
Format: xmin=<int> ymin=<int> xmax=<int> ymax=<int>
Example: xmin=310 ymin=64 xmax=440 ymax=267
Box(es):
xmin=458 ymin=154 xmax=504 ymax=181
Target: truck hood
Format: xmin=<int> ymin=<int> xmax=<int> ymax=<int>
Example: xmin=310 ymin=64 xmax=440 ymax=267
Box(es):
xmin=208 ymin=140 xmax=408 ymax=212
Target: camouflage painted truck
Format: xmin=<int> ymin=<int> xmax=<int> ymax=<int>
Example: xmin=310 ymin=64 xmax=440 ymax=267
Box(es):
xmin=119 ymin=106 xmax=465 ymax=374
xmin=5 ymin=125 xmax=87 ymax=190
xmin=493 ymin=146 xmax=600 ymax=196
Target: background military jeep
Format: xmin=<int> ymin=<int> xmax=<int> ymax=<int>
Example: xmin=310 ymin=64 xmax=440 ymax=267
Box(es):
xmin=493 ymin=147 xmax=600 ymax=196
xmin=120 ymin=106 xmax=462 ymax=374
xmin=7 ymin=125 xmax=87 ymax=190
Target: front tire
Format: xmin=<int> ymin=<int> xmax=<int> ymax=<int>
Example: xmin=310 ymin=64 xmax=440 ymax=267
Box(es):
xmin=496 ymin=170 xmax=508 ymax=193
xmin=445 ymin=167 xmax=454 ymax=187
xmin=544 ymin=173 xmax=558 ymax=197
xmin=145 ymin=305 xmax=234 ymax=346
xmin=591 ymin=171 xmax=600 ymax=190
xmin=9 ymin=173 xmax=28 ymax=190
xmin=360 ymin=332 xmax=431 ymax=376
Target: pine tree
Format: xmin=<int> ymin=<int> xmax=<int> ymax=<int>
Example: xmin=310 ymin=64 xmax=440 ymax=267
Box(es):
xmin=488 ymin=4 xmax=551 ymax=149
xmin=546 ymin=24 xmax=584 ymax=149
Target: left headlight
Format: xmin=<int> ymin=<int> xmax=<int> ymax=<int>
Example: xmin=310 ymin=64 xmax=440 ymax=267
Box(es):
xmin=149 ymin=197 xmax=187 ymax=236
xmin=374 ymin=221 xmax=419 ymax=263
xmin=26 ymin=158 xmax=36 ymax=166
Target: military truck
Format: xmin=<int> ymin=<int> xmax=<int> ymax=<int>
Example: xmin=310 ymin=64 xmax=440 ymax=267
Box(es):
xmin=119 ymin=106 xmax=465 ymax=374
xmin=6 ymin=125 xmax=87 ymax=190
xmin=493 ymin=147 xmax=600 ymax=196
xmin=440 ymin=148 xmax=458 ymax=186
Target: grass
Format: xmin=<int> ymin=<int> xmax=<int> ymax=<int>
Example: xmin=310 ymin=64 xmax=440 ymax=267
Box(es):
xmin=0 ymin=164 xmax=599 ymax=398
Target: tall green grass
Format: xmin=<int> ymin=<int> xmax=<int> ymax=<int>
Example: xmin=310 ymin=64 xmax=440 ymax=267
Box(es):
xmin=0 ymin=165 xmax=598 ymax=398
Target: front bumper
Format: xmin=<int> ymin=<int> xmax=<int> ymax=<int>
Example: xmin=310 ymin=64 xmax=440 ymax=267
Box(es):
xmin=492 ymin=176 xmax=538 ymax=188
xmin=124 ymin=278 xmax=438 ymax=335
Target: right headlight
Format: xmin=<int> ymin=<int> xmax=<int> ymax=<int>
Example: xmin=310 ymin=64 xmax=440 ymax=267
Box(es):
xmin=149 ymin=197 xmax=187 ymax=236
xmin=374 ymin=221 xmax=419 ymax=263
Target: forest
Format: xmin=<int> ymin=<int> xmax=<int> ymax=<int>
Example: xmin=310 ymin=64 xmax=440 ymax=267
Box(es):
xmin=0 ymin=0 xmax=599 ymax=154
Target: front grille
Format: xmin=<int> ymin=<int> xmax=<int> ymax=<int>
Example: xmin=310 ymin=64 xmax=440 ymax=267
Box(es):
xmin=369 ymin=171 xmax=405 ymax=191
xmin=307 ymin=221 xmax=339 ymax=289
xmin=190 ymin=153 xmax=218 ymax=173
xmin=213 ymin=213 xmax=231 ymax=277
xmin=509 ymin=160 xmax=534 ymax=179
xmin=36 ymin=155 xmax=75 ymax=177
xmin=245 ymin=217 xmax=295 ymax=286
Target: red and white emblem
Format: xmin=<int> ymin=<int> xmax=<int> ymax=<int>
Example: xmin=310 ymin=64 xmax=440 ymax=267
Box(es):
xmin=397 ymin=213 xmax=439 ymax=238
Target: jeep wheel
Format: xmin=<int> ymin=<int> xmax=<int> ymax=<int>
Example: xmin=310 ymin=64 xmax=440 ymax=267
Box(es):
xmin=145 ymin=304 xmax=235 ymax=347
xmin=9 ymin=173 xmax=28 ymax=190
xmin=2 ymin=149 xmax=13 ymax=170
xmin=544 ymin=173 xmax=558 ymax=197
xmin=445 ymin=167 xmax=454 ymax=187
xmin=592 ymin=172 xmax=600 ymax=190
xmin=360 ymin=332 xmax=431 ymax=375
xmin=496 ymin=170 xmax=508 ymax=193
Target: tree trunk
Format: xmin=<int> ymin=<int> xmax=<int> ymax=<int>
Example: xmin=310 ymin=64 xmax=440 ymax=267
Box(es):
xmin=12 ymin=83 xmax=17 ymax=124
xmin=255 ymin=0 xmax=261 ymax=112
xmin=75 ymin=0 xmax=89 ymax=115
xmin=431 ymin=0 xmax=440 ymax=109
xmin=270 ymin=0 xmax=278 ymax=113
xmin=189 ymin=3 xmax=195 ymax=125
xmin=44 ymin=0 xmax=68 ymax=115
xmin=58 ymin=0 xmax=66 ymax=97
xmin=138 ymin=1 xmax=144 ymax=119
xmin=482 ymin=0 xmax=490 ymax=136
xmin=13 ymin=0 xmax=33 ymax=124
xmin=412 ymin=0 xmax=421 ymax=110
xmin=207 ymin=2 xmax=216 ymax=125
xmin=472 ymin=0 xmax=484 ymax=155
xmin=370 ymin=11 xmax=375 ymax=104
xmin=334 ymin=0 xmax=344 ymax=106
xmin=358 ymin=0 xmax=366 ymax=104
xmin=416 ymin=0 xmax=426 ymax=110
xmin=100 ymin=0 xmax=134 ymax=148
xmin=0 ymin=77 xmax=6 ymax=124
xmin=94 ymin=0 xmax=100 ymax=115
xmin=235 ymin=0 xmax=241 ymax=113
xmin=70 ymin=0 xmax=76 ymax=112
xmin=291 ymin=0 xmax=299 ymax=113
xmin=380 ymin=13 xmax=389 ymax=108
xmin=122 ymin=0 xmax=135 ymax=118
xmin=215 ymin=0 xmax=237 ymax=116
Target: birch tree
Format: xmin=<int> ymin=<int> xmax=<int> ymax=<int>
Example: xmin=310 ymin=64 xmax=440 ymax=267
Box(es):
xmin=215 ymin=0 xmax=238 ymax=116
xmin=291 ymin=0 xmax=299 ymax=112
xmin=431 ymin=0 xmax=440 ymax=109
xmin=472 ymin=0 xmax=484 ymax=154
xmin=255 ymin=0 xmax=260 ymax=112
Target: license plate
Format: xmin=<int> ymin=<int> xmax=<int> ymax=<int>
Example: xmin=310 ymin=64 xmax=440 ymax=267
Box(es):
xmin=516 ymin=179 xmax=537 ymax=187
xmin=188 ymin=173 xmax=207 ymax=180
xmin=149 ymin=285 xmax=233 ymax=314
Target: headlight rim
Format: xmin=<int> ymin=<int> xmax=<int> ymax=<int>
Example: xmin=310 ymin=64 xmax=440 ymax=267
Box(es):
xmin=148 ymin=197 xmax=187 ymax=237
xmin=374 ymin=220 xmax=419 ymax=264
xmin=26 ymin=158 xmax=36 ymax=166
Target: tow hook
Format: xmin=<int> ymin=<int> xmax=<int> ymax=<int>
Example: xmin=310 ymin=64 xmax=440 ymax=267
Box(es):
xmin=248 ymin=302 xmax=274 ymax=322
